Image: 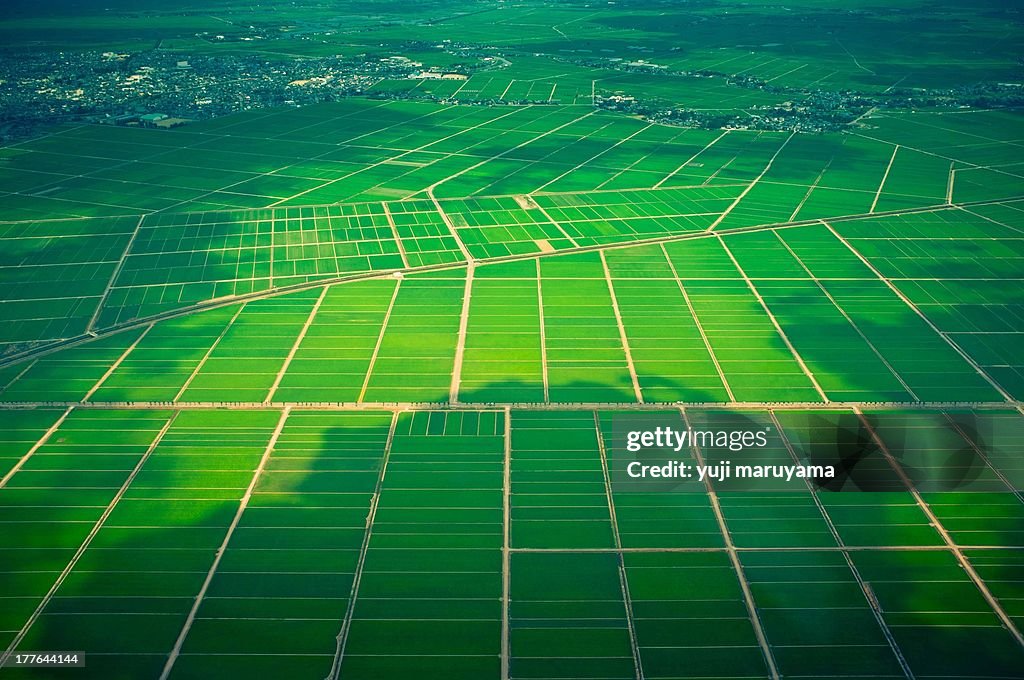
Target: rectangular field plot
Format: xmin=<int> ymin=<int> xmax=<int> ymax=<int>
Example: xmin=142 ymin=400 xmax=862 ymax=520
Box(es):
xmin=625 ymin=552 xmax=770 ymax=679
xmin=873 ymin=147 xmax=952 ymax=211
xmin=338 ymin=410 xmax=504 ymax=680
xmin=510 ymin=551 xmax=636 ymax=680
xmin=169 ymin=411 xmax=390 ymax=678
xmin=360 ymin=272 xmax=466 ymax=403
xmin=458 ymin=271 xmax=545 ymax=403
xmin=728 ymin=223 xmax=1010 ymax=403
xmin=597 ymin=410 xmax=723 ymax=549
xmin=606 ymin=245 xmax=732 ymax=402
xmin=686 ymin=410 xmax=842 ymax=549
xmin=539 ymin=253 xmax=637 ymax=402
xmin=176 ymin=290 xmax=320 ymax=402
xmin=510 ymin=411 xmax=614 ymax=549
xmin=272 ymin=279 xmax=397 ymax=403
xmin=0 ymin=216 xmax=137 ymax=348
xmin=710 ymin=131 xmax=947 ymax=231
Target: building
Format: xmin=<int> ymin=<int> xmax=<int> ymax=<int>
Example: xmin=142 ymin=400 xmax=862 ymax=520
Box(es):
xmin=139 ymin=113 xmax=170 ymax=126
xmin=154 ymin=118 xmax=190 ymax=129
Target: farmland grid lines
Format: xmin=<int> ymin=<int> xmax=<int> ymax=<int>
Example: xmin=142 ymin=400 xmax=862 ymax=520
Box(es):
xmin=2 ymin=95 xmax=1024 ymax=679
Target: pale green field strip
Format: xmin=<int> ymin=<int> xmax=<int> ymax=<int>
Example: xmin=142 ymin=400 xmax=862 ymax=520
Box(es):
xmin=271 ymin=279 xmax=399 ymax=403
xmin=359 ymin=272 xmax=467 ymax=403
xmin=604 ymin=244 xmax=732 ymax=403
xmin=88 ymin=305 xmax=243 ymax=402
xmin=459 ymin=270 xmax=545 ymax=403
xmin=538 ymin=252 xmax=637 ymax=403
xmin=176 ymin=292 xmax=320 ymax=402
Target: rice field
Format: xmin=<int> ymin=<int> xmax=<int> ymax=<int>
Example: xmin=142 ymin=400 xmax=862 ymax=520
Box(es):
xmin=0 ymin=405 xmax=1021 ymax=679
xmin=1 ymin=88 xmax=1023 ymax=679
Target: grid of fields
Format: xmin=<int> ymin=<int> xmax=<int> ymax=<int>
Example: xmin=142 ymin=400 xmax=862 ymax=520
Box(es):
xmin=1 ymin=82 xmax=1023 ymax=680
xmin=1 ymin=405 xmax=1021 ymax=679
xmin=2 ymin=211 xmax=1020 ymax=406
xmin=97 ymin=204 xmax=405 ymax=327
xmin=5 ymin=103 xmax=1015 ymax=226
xmin=6 ymin=104 xmax=1024 ymax=355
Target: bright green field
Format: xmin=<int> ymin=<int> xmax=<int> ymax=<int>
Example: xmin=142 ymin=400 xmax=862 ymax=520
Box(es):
xmin=2 ymin=1 xmax=1024 ymax=675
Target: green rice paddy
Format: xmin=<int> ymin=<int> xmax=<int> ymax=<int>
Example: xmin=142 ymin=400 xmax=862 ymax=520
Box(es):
xmin=2 ymin=20 xmax=1024 ymax=676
